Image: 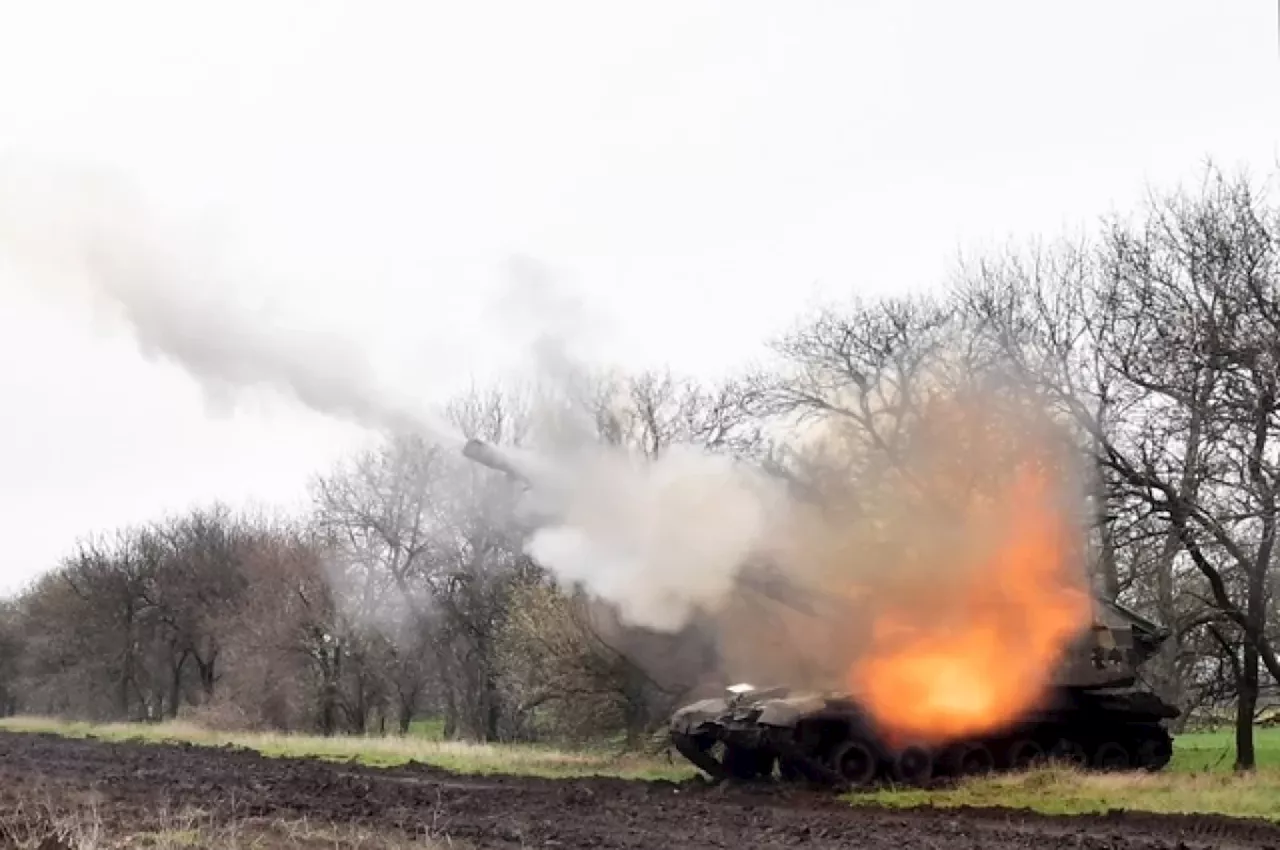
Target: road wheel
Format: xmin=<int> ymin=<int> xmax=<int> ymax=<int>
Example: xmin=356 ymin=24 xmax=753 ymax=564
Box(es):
xmin=1091 ymin=741 xmax=1130 ymax=771
xmin=998 ymin=738 xmax=1045 ymax=770
xmin=1048 ymin=738 xmax=1088 ymax=767
xmin=1135 ymin=736 xmax=1172 ymax=771
xmin=829 ymin=739 xmax=879 ymax=788
xmin=948 ymin=743 xmax=995 ymax=777
xmin=890 ymin=744 xmax=934 ymax=786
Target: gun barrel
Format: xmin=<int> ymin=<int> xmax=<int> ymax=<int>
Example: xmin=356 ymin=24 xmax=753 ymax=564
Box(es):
xmin=462 ymin=438 xmax=531 ymax=484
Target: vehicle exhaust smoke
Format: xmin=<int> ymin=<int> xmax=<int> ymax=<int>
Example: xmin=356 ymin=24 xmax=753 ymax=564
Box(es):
xmin=0 ymin=164 xmax=460 ymax=446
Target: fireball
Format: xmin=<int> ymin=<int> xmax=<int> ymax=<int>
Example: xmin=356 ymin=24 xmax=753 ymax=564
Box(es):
xmin=850 ymin=464 xmax=1092 ymax=743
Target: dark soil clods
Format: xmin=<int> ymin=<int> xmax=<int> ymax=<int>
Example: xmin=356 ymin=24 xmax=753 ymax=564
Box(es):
xmin=0 ymin=731 xmax=1276 ymax=849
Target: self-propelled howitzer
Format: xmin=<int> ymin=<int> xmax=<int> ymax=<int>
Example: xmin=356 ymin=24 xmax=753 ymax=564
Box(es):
xmin=459 ymin=438 xmax=1180 ymax=789
xmin=668 ymin=597 xmax=1180 ymax=789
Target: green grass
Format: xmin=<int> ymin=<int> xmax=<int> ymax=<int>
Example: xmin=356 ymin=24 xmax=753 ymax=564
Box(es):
xmin=1168 ymin=726 xmax=1280 ymax=772
xmin=6 ymin=716 xmax=1280 ymax=822
xmin=860 ymin=727 xmax=1280 ymax=822
xmin=406 ymin=717 xmax=446 ymax=740
xmin=860 ymin=764 xmax=1280 ymax=821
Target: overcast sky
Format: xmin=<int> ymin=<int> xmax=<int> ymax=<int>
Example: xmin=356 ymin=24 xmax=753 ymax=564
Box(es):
xmin=0 ymin=1 xmax=1278 ymax=592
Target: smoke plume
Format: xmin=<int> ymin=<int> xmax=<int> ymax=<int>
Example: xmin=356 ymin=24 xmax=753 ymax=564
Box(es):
xmin=478 ymin=258 xmax=1097 ymax=742
xmin=2 ymin=165 xmax=1096 ymax=742
xmin=489 ymin=257 xmax=793 ymax=631
xmin=483 ymin=262 xmax=1096 ymax=743
xmin=710 ymin=388 xmax=1095 ymax=743
xmin=0 ymin=164 xmax=459 ymax=446
xmin=523 ymin=443 xmax=788 ymax=631
xmin=484 ymin=282 xmax=1097 ymax=744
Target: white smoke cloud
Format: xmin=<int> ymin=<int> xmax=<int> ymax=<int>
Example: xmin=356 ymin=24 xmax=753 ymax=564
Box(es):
xmin=2 ymin=163 xmax=785 ymax=634
xmin=490 ymin=258 xmax=788 ymax=631
xmin=0 ymin=163 xmax=460 ymax=446
xmin=525 ymin=443 xmax=786 ymax=631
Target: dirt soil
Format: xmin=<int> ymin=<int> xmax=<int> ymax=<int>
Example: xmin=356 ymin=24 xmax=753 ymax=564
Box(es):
xmin=3 ymin=731 xmax=1280 ymax=850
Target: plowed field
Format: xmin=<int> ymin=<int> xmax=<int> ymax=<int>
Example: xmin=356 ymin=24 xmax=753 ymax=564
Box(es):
xmin=2 ymin=730 xmax=1278 ymax=849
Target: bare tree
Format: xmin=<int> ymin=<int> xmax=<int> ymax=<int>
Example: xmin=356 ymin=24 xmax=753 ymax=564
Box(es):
xmin=962 ymin=166 xmax=1280 ymax=768
xmin=738 ymin=294 xmax=988 ymax=515
xmin=309 ymin=387 xmax=535 ymax=741
xmin=498 ymin=578 xmax=683 ymax=745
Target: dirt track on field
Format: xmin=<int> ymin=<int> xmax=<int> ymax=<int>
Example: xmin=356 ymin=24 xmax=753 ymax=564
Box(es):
xmin=2 ymin=731 xmax=1279 ymax=849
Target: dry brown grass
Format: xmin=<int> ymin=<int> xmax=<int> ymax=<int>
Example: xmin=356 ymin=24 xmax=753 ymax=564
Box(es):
xmin=0 ymin=790 xmax=466 ymax=849
xmin=0 ymin=716 xmax=688 ymax=781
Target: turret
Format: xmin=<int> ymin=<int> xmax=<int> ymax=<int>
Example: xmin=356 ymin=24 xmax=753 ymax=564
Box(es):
xmin=1049 ymin=595 xmax=1172 ymax=690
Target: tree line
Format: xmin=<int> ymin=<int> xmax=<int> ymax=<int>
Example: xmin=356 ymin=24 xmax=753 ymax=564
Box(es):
xmin=2 ymin=164 xmax=1278 ymax=768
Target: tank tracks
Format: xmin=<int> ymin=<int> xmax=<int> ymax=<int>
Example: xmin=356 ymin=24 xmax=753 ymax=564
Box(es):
xmin=671 ymin=713 xmax=1174 ymax=790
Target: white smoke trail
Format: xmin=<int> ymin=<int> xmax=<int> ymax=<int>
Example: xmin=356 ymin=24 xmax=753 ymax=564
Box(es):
xmin=0 ymin=164 xmax=460 ymax=446
xmin=1 ymin=164 xmax=786 ymax=634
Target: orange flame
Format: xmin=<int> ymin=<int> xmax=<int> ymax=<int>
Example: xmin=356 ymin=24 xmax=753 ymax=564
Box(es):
xmin=849 ymin=465 xmax=1092 ymax=744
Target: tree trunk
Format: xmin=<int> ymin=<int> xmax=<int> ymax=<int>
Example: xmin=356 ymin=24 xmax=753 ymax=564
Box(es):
xmin=398 ymin=697 xmax=413 ymax=735
xmin=1092 ymin=454 xmax=1121 ymax=599
xmin=1237 ymin=383 xmax=1276 ymax=772
xmin=319 ymin=645 xmax=341 ymax=737
xmin=118 ymin=640 xmax=136 ymax=720
xmin=1152 ymin=378 xmax=1212 ymax=719
xmin=195 ymin=641 xmax=219 ymax=699
xmin=320 ymin=691 xmax=336 ymax=737
xmin=118 ymin=666 xmax=132 ymax=720
xmin=350 ymin=676 xmax=368 ymax=734
xmin=168 ymin=650 xmax=188 ymax=719
xmin=483 ymin=665 xmax=501 ymax=743
xmin=118 ymin=600 xmax=137 ymax=720
xmin=1238 ymin=512 xmax=1274 ymax=772
xmin=1236 ymin=643 xmax=1259 ymax=771
xmin=1153 ymin=530 xmax=1184 ymax=720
